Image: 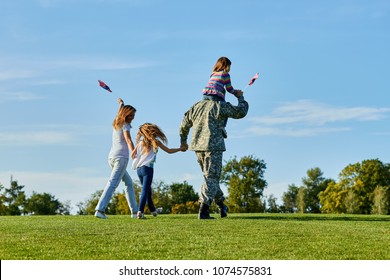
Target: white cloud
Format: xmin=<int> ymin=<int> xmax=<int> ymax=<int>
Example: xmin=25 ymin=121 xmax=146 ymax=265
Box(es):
xmin=0 ymin=70 xmax=36 ymax=81
xmin=247 ymin=100 xmax=390 ymax=137
xmin=0 ymin=91 xmax=45 ymax=102
xmin=31 ymin=79 xmax=66 ymax=86
xmin=0 ymin=131 xmax=77 ymax=146
xmin=41 ymin=58 xmax=157 ymax=71
xmin=246 ymin=126 xmax=350 ymax=137
xmin=0 ymin=56 xmax=158 ymax=81
xmin=0 ymin=124 xmax=107 ymax=146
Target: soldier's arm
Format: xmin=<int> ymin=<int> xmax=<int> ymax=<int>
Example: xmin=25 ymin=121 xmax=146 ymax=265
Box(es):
xmin=179 ymin=110 xmax=193 ymax=146
xmin=221 ymin=94 xmax=249 ymax=119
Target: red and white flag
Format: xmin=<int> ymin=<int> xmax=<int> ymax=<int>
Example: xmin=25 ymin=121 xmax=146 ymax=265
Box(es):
xmin=98 ymin=80 xmax=112 ymax=92
xmin=248 ymin=72 xmax=259 ymax=86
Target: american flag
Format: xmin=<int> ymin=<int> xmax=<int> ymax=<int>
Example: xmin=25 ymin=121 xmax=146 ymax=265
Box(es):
xmin=98 ymin=80 xmax=112 ymax=92
xmin=248 ymin=73 xmax=259 ymax=86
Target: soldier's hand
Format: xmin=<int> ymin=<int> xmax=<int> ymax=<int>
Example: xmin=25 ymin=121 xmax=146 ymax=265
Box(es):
xmin=234 ymin=90 xmax=243 ymax=98
xmin=180 ymin=143 xmax=188 ymax=151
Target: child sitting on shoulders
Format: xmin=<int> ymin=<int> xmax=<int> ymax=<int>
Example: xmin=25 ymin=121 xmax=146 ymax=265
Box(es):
xmin=202 ymin=56 xmax=243 ymax=138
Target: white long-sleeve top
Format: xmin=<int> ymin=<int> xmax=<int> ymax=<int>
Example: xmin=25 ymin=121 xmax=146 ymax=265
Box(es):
xmin=131 ymin=143 xmax=157 ymax=169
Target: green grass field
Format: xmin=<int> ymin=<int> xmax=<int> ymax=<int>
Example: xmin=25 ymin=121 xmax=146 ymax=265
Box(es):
xmin=1 ymin=213 xmax=389 ymax=260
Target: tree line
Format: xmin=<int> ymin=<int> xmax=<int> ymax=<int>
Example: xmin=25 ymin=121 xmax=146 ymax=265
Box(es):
xmin=1 ymin=157 xmax=389 ymax=215
xmin=0 ymin=180 xmax=71 ymax=215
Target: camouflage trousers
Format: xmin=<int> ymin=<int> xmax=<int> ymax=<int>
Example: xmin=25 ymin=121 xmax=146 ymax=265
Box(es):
xmin=196 ymin=151 xmax=225 ymax=206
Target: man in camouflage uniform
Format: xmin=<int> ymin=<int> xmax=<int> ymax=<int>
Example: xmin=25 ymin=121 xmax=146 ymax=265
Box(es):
xmin=179 ymin=90 xmax=249 ymax=219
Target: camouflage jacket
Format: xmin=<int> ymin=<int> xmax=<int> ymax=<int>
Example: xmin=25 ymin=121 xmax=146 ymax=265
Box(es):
xmin=179 ymin=96 xmax=249 ymax=151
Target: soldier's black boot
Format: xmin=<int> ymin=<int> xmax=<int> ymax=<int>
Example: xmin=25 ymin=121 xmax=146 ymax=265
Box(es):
xmin=198 ymin=203 xmax=215 ymax=219
xmin=217 ymin=201 xmax=228 ymax=218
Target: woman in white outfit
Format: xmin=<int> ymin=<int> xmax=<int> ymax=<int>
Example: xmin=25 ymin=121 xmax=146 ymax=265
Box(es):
xmin=95 ymin=98 xmax=138 ymax=219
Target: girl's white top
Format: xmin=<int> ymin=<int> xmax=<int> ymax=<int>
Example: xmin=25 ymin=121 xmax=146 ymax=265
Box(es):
xmin=132 ymin=142 xmax=157 ymax=169
xmin=108 ymin=123 xmax=131 ymax=159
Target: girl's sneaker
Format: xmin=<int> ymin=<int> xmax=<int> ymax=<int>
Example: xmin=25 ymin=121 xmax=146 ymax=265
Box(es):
xmin=95 ymin=211 xmax=107 ymax=219
xmin=151 ymin=211 xmax=158 ymax=217
xmin=137 ymin=211 xmax=145 ymax=219
xmin=131 ymin=213 xmax=137 ymax=218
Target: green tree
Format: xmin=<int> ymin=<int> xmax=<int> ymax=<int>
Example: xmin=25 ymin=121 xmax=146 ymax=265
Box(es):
xmin=266 ymin=194 xmax=279 ymax=213
xmin=151 ymin=181 xmax=171 ymax=213
xmin=58 ymin=200 xmax=72 ymax=215
xmin=371 ymin=186 xmax=389 ymax=215
xmin=169 ymin=181 xmax=198 ymax=206
xmin=281 ymin=184 xmax=299 ymax=213
xmin=319 ymin=181 xmax=348 ymax=214
xmin=338 ymin=159 xmax=390 ymax=214
xmin=24 ymin=192 xmax=62 ymax=215
xmin=221 ymin=155 xmax=267 ymax=213
xmin=185 ymin=201 xmax=199 ymax=214
xmin=0 ymin=182 xmax=6 ymax=215
xmin=149 ymin=181 xmax=198 ymax=214
xmin=344 ymin=189 xmax=359 ymax=214
xmin=302 ymin=167 xmax=334 ymax=213
xmin=116 ymin=192 xmax=131 ymax=215
xmin=171 ymin=201 xmax=200 ymax=214
xmin=2 ymin=180 xmax=26 ymax=215
xmin=296 ymin=187 xmax=306 ymax=213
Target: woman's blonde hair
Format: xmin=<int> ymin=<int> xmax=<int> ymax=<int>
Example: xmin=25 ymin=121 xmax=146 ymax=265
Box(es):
xmin=113 ymin=105 xmax=136 ymax=130
xmin=212 ymin=56 xmax=231 ymax=72
xmin=136 ymin=123 xmax=167 ymax=153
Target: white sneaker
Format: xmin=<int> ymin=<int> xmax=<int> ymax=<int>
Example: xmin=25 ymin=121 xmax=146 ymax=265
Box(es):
xmin=137 ymin=211 xmax=145 ymax=219
xmin=95 ymin=211 xmax=107 ymax=219
xmin=131 ymin=213 xmax=137 ymax=218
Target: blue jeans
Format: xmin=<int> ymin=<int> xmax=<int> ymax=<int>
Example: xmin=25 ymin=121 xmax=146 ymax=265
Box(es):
xmin=95 ymin=157 xmax=138 ymax=214
xmin=137 ymin=166 xmax=156 ymax=213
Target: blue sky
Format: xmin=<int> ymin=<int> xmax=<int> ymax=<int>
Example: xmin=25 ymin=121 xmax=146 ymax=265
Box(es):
xmin=1 ymin=0 xmax=389 ymax=213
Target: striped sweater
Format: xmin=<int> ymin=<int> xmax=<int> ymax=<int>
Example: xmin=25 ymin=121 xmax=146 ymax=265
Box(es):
xmin=202 ymin=71 xmax=236 ymax=100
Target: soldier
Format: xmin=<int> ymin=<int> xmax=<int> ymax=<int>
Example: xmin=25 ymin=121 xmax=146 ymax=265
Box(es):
xmin=179 ymin=90 xmax=249 ymax=219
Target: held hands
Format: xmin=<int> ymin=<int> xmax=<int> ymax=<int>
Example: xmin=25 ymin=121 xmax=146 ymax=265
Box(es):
xmin=131 ymin=148 xmax=137 ymax=159
xmin=234 ymin=90 xmax=244 ymax=98
xmin=180 ymin=143 xmax=188 ymax=152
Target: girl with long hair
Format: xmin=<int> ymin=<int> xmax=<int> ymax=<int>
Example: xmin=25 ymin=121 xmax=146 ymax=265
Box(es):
xmin=95 ymin=98 xmax=138 ymax=219
xmin=132 ymin=123 xmax=186 ymax=219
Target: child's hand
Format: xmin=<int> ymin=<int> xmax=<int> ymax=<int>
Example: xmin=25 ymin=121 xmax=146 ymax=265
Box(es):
xmin=234 ymin=90 xmax=243 ymax=98
xmin=118 ymin=98 xmax=124 ymax=106
xmin=180 ymin=144 xmax=188 ymax=152
xmin=131 ymin=148 xmax=137 ymax=159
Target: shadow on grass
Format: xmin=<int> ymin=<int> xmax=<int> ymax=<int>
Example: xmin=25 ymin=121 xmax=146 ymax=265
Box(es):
xmin=227 ymin=213 xmax=390 ymax=222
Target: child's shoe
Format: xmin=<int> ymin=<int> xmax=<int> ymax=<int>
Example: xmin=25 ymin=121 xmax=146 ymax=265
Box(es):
xmin=137 ymin=211 xmax=145 ymax=219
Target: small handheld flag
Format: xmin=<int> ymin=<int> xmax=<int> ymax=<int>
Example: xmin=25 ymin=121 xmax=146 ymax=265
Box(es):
xmin=98 ymin=80 xmax=112 ymax=92
xmin=243 ymin=73 xmax=259 ymax=91
xmin=248 ymin=73 xmax=259 ymax=86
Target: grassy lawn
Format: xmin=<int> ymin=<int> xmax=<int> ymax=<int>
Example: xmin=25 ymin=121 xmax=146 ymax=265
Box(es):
xmin=1 ymin=213 xmax=389 ymax=260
